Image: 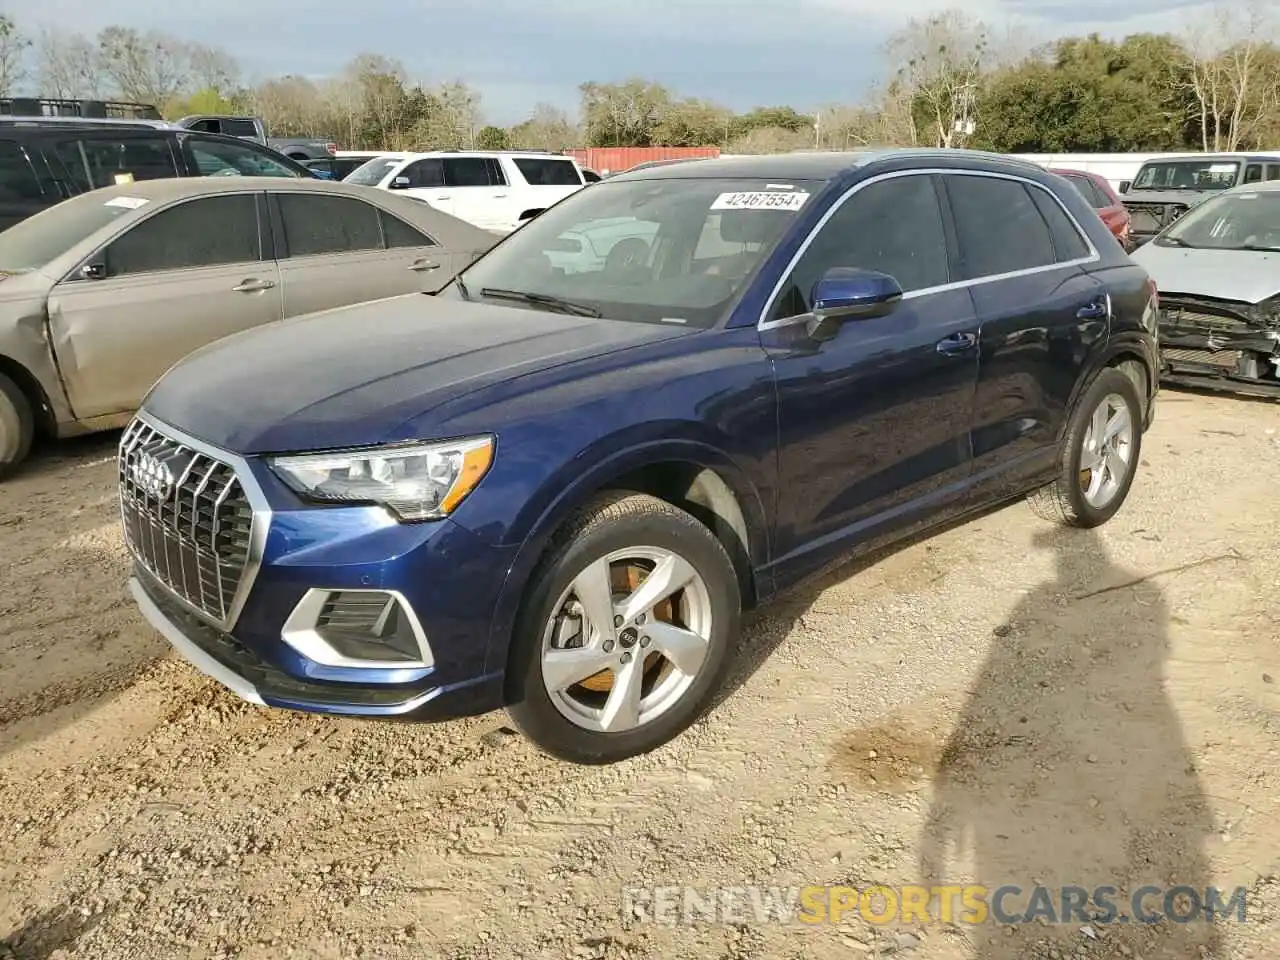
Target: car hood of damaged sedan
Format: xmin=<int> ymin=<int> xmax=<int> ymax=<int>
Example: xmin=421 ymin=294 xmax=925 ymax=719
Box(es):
xmin=141 ymin=293 xmax=694 ymax=453
xmin=1129 ymin=242 xmax=1280 ymax=304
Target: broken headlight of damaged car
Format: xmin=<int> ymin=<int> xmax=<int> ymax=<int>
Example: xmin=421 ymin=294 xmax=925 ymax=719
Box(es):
xmin=270 ymin=436 xmax=494 ymax=521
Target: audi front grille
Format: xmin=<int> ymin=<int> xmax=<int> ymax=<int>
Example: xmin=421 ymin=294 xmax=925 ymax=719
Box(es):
xmin=118 ymin=418 xmax=254 ymax=625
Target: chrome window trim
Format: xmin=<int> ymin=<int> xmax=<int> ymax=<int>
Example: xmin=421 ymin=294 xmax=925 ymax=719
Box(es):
xmin=758 ymin=167 xmax=1101 ymax=331
xmin=127 ymin=408 xmax=272 ymax=632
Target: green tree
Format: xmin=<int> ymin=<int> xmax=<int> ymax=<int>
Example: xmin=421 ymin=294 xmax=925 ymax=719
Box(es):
xmin=475 ymin=124 xmax=511 ymax=149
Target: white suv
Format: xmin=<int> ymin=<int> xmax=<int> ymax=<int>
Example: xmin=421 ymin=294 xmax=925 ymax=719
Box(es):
xmin=344 ymin=151 xmax=586 ymax=233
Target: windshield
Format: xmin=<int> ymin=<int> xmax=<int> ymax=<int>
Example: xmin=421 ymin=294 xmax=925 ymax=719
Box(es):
xmin=1132 ymin=160 xmax=1239 ymax=191
xmin=455 ymin=176 xmax=822 ymax=326
xmin=1156 ymin=189 xmax=1280 ymax=250
xmin=0 ymin=191 xmax=140 ymax=273
xmin=344 ymin=157 xmax=401 ymax=186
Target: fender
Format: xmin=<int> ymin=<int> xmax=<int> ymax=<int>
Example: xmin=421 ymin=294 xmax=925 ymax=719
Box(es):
xmin=481 ymin=434 xmax=775 ymax=675
xmin=1057 ymin=329 xmax=1158 ymax=443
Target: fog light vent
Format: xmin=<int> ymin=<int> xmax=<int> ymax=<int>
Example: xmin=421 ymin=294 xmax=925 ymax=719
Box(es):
xmin=282 ymin=588 xmax=432 ymax=668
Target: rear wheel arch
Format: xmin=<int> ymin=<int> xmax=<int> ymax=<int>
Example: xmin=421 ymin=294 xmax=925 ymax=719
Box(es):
xmin=1060 ymin=339 xmax=1156 ymax=442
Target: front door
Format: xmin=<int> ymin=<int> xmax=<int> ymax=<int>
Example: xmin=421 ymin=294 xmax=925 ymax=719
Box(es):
xmin=763 ymin=172 xmax=979 ymax=586
xmin=272 ymin=191 xmax=455 ymax=318
xmin=46 ymin=192 xmax=282 ymax=420
xmin=938 ymin=171 xmax=1109 ymax=498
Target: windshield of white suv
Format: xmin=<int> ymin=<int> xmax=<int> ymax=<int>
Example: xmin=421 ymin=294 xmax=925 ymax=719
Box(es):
xmin=1131 ymin=160 xmax=1239 ymax=191
xmin=453 ymin=176 xmax=823 ymax=326
xmin=1156 ymin=189 xmax=1280 ymax=251
xmin=344 ymin=157 xmax=401 ymax=186
xmin=0 ymin=190 xmax=138 ymax=273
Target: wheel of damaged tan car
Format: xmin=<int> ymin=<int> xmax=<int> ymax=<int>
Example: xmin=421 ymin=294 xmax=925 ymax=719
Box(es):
xmin=506 ymin=491 xmax=741 ymax=765
xmin=0 ymin=372 xmax=33 ymax=480
xmin=1028 ymin=366 xmax=1142 ymax=528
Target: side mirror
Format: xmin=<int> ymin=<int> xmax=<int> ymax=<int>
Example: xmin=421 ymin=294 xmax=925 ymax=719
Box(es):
xmin=81 ymin=262 xmax=106 ymax=280
xmin=388 ymin=176 xmax=411 ymax=190
xmin=806 ymin=267 xmax=903 ymax=340
xmin=1118 ymin=181 xmax=1131 ymax=194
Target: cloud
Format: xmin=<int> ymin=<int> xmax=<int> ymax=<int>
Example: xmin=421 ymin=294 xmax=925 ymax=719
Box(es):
xmin=16 ymin=0 xmax=1220 ymax=125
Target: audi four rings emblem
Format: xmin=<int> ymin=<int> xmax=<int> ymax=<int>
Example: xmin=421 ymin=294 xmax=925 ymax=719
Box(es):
xmin=130 ymin=450 xmax=175 ymax=500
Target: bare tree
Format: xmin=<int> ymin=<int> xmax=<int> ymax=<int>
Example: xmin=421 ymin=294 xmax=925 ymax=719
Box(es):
xmin=187 ymin=42 xmax=239 ymax=94
xmin=96 ymin=26 xmax=190 ymax=106
xmin=1181 ymin=3 xmax=1280 ymax=151
xmin=510 ymin=103 xmax=580 ymax=151
xmin=0 ymin=14 xmax=30 ymax=96
xmin=884 ymin=9 xmax=991 ymax=148
xmin=34 ymin=26 xmax=101 ymax=98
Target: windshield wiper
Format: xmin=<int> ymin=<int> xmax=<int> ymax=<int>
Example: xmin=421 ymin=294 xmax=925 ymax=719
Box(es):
xmin=1156 ymin=235 xmax=1191 ymax=247
xmin=479 ymin=287 xmax=601 ymax=318
xmin=1235 ymin=243 xmax=1280 ymax=253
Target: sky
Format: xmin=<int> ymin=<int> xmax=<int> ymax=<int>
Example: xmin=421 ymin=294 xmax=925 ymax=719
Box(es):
xmin=12 ymin=0 xmax=1222 ymax=125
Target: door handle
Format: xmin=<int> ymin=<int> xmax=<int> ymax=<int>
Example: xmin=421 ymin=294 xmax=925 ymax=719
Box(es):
xmin=232 ymin=278 xmax=276 ymax=292
xmin=936 ymin=331 xmax=978 ymax=355
xmin=492 ymin=193 xmax=507 ymax=198
xmin=436 ymin=194 xmax=451 ymax=200
xmin=1077 ymin=300 xmax=1108 ymax=320
xmin=409 ymin=259 xmax=440 ymax=272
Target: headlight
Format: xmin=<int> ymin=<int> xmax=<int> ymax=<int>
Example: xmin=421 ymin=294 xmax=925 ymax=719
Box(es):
xmin=269 ymin=436 xmax=494 ymax=522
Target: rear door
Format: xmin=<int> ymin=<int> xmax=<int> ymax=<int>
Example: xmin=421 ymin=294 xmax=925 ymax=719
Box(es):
xmin=271 ymin=191 xmax=455 ymax=318
xmin=440 ymin=156 xmax=509 ymax=230
xmin=506 ymin=155 xmax=584 ymax=221
xmin=50 ymin=132 xmax=180 ymax=189
xmin=0 ymin=138 xmax=60 ymax=230
xmin=46 ymin=191 xmax=282 ymax=419
xmin=940 ymin=170 xmax=1108 ymax=497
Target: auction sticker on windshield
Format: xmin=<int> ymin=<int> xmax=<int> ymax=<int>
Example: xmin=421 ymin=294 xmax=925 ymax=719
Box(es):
xmin=711 ymin=191 xmax=810 ymax=211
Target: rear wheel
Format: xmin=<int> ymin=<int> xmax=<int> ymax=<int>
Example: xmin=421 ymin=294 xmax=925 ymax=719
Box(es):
xmin=507 ymin=492 xmax=740 ymax=764
xmin=1028 ymin=366 xmax=1142 ymax=527
xmin=0 ymin=372 xmax=34 ymax=480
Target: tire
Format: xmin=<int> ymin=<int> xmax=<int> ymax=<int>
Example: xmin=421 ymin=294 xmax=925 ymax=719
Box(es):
xmin=1028 ymin=366 xmax=1142 ymax=527
xmin=0 ymin=372 xmax=34 ymax=480
xmin=506 ymin=491 xmax=741 ymax=764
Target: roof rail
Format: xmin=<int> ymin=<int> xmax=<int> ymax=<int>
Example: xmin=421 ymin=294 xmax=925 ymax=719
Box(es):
xmin=0 ymin=97 xmax=163 ymax=120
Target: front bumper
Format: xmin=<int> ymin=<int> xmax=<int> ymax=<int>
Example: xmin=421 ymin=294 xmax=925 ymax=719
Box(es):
xmin=121 ymin=412 xmax=517 ymax=721
xmin=1157 ymin=302 xmax=1280 ymax=399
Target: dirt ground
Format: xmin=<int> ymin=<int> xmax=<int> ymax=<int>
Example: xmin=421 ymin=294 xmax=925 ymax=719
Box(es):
xmin=2 ymin=389 xmax=1279 ymax=960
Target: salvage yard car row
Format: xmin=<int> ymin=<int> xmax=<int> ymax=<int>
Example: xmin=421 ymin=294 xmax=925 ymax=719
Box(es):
xmin=0 ymin=133 xmax=1274 ymax=762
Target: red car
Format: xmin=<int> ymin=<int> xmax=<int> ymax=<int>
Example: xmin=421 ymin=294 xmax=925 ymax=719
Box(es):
xmin=1049 ymin=168 xmax=1133 ymax=250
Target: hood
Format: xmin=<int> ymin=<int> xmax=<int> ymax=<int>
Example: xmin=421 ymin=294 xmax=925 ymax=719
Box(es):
xmin=1121 ymin=190 xmax=1212 ymax=207
xmin=142 ymin=293 xmax=692 ymax=454
xmin=1129 ymin=243 xmax=1280 ymax=305
xmin=0 ymin=269 xmax=54 ymax=303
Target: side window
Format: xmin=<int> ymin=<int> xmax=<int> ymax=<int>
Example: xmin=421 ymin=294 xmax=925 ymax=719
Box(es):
xmin=442 ymin=157 xmax=495 ymax=187
xmin=1069 ymin=176 xmax=1107 ymax=209
xmin=54 ymin=137 xmax=178 ymax=190
xmin=1267 ymin=164 xmax=1280 ymax=182
xmin=188 ymin=137 xmax=300 ymax=178
xmin=221 ymin=119 xmax=260 ymax=139
xmin=946 ymin=175 xmax=1057 ymax=279
xmin=277 ymin=193 xmax=383 ymax=256
xmin=1028 ymin=186 xmax=1091 ymax=261
xmin=0 ymin=140 xmax=46 ymax=200
xmin=105 ymin=195 xmax=260 ymax=277
xmin=186 ymin=119 xmax=219 ymax=133
xmin=1244 ymin=164 xmax=1263 ymax=184
xmin=487 ymin=158 xmax=507 ymax=185
xmin=403 ymin=158 xmax=444 ymax=188
xmin=772 ymin=173 xmax=951 ymax=320
xmin=380 ymin=209 xmax=437 ymax=248
xmin=513 ymin=158 xmax=582 ymax=186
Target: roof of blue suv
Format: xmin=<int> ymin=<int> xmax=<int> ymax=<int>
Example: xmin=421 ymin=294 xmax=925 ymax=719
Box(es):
xmin=610 ymin=148 xmax=1050 ymax=182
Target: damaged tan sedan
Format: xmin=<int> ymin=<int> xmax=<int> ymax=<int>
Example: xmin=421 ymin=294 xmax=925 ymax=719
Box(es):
xmin=0 ymin=177 xmax=500 ymax=476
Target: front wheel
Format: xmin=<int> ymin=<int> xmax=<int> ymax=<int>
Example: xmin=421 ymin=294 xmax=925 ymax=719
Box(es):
xmin=1028 ymin=366 xmax=1142 ymax=527
xmin=506 ymin=491 xmax=741 ymax=764
xmin=0 ymin=372 xmax=34 ymax=480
